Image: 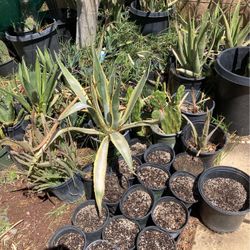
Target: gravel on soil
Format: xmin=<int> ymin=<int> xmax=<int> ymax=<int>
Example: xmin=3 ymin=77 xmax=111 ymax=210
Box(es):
xmin=146 ymin=150 xmax=171 ymax=165
xmin=56 ymin=232 xmax=85 ymax=250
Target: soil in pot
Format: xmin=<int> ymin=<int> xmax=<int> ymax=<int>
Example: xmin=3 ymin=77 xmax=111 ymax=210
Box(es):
xmin=74 ymin=205 xmax=108 ymax=232
xmin=130 ymin=142 xmax=148 ymax=156
xmin=137 ymin=229 xmax=175 ymax=250
xmin=203 ymin=177 xmax=247 ymax=212
xmin=87 ymin=240 xmax=116 ymax=250
xmin=104 ymin=174 xmax=129 ymax=203
xmin=170 ymin=175 xmax=198 ymax=203
xmin=55 ymin=232 xmax=85 ymax=250
xmin=103 ymin=217 xmax=140 ymax=249
xmin=146 ymin=150 xmax=171 ymax=165
xmin=153 ymin=201 xmax=186 ymax=231
xmin=188 ymin=138 xmax=217 ymax=153
xmin=122 ymin=190 xmax=152 ymax=218
xmin=137 ymin=166 xmax=169 ymax=190
xmin=117 ymin=158 xmax=141 ymax=179
xmin=173 ymin=153 xmax=204 ymax=176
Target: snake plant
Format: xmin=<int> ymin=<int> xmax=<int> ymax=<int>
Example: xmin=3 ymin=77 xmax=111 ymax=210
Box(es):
xmin=49 ymin=48 xmax=156 ymax=212
xmin=139 ymin=0 xmax=178 ymax=12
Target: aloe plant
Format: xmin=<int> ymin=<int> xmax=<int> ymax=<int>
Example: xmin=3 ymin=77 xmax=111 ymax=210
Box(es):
xmin=46 ymin=49 xmax=157 ymax=212
xmin=150 ymin=85 xmax=187 ymax=134
xmin=220 ymin=1 xmax=250 ymax=48
xmin=172 ymin=12 xmax=216 ymax=78
xmin=139 ymin=0 xmax=178 ymax=12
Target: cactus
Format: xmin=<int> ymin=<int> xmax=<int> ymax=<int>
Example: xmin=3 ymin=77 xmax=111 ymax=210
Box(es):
xmin=0 ymin=41 xmax=11 ymax=64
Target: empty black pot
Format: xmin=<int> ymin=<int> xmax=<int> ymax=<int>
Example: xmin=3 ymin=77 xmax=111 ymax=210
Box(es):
xmin=0 ymin=59 xmax=18 ymax=77
xmin=129 ymin=1 xmax=172 ymax=35
xmin=198 ymin=166 xmax=250 ymax=233
xmin=215 ymin=47 xmax=250 ymax=135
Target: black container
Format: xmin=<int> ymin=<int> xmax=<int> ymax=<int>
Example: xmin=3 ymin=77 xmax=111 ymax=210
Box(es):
xmin=144 ymin=143 xmax=175 ymax=170
xmin=5 ymin=21 xmax=59 ymax=67
xmin=137 ymin=163 xmax=170 ymax=200
xmin=119 ymin=184 xmax=154 ymax=229
xmin=71 ymin=200 xmax=110 ymax=244
xmin=151 ymin=196 xmax=189 ymax=238
xmin=49 ymin=173 xmax=84 ymax=203
xmin=86 ymin=240 xmax=118 ymax=250
xmin=181 ymin=122 xmax=227 ymax=168
xmin=136 ymin=226 xmax=176 ymax=250
xmin=102 ymin=215 xmax=141 ymax=250
xmin=215 ymin=47 xmax=250 ymax=136
xmin=0 ymin=59 xmax=18 ymax=77
xmin=169 ymin=171 xmax=198 ymax=208
xmin=129 ymin=137 xmax=151 ymax=162
xmin=129 ymin=1 xmax=172 ymax=35
xmin=198 ymin=166 xmax=250 ymax=233
xmin=82 ymin=164 xmax=94 ymax=200
xmin=48 ymin=225 xmax=87 ymax=249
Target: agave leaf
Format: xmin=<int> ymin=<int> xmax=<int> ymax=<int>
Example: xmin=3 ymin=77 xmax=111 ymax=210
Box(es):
xmin=221 ymin=7 xmax=234 ymax=48
xmin=111 ymin=79 xmax=121 ymax=130
xmin=59 ymin=102 xmax=90 ymax=120
xmin=230 ymin=1 xmax=241 ymax=40
xmin=120 ymin=119 xmax=158 ymax=131
xmin=94 ymin=136 xmax=109 ymax=213
xmin=182 ymin=114 xmax=198 ymax=147
xmin=237 ymin=23 xmax=250 ymax=46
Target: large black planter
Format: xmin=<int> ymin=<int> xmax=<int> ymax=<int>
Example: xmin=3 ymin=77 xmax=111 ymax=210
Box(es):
xmin=0 ymin=59 xmax=18 ymax=77
xmin=181 ymin=122 xmax=227 ymax=168
xmin=215 ymin=47 xmax=250 ymax=135
xmin=129 ymin=1 xmax=172 ymax=35
xmin=198 ymin=166 xmax=250 ymax=233
xmin=5 ymin=21 xmax=59 ymax=67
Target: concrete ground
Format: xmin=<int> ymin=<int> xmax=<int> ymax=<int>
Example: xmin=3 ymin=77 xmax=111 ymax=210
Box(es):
xmin=192 ymin=141 xmax=250 ymax=250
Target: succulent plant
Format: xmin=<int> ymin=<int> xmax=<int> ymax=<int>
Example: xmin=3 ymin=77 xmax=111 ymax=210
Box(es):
xmin=139 ymin=0 xmax=179 ymax=12
xmin=0 ymin=40 xmax=11 ymax=64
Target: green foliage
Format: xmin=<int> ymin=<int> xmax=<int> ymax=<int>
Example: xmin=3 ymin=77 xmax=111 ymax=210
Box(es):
xmin=140 ymin=0 xmax=178 ymax=12
xmin=0 ymin=41 xmax=11 ymax=64
xmin=0 ymin=94 xmax=16 ymax=126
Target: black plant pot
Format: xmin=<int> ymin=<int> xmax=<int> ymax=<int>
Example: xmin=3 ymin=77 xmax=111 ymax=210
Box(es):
xmin=119 ymin=184 xmax=155 ymax=229
xmin=86 ymin=239 xmax=118 ymax=250
xmin=48 ymin=173 xmax=84 ymax=203
xmin=181 ymin=122 xmax=227 ymax=168
xmin=137 ymin=163 xmax=170 ymax=200
xmin=214 ymin=47 xmax=250 ymax=136
xmin=151 ymin=196 xmax=189 ymax=238
xmin=198 ymin=166 xmax=250 ymax=233
xmin=144 ymin=143 xmax=175 ymax=171
xmin=71 ymin=200 xmax=110 ymax=244
xmin=82 ymin=164 xmax=94 ymax=200
xmin=48 ymin=225 xmax=87 ymax=249
xmin=181 ymin=90 xmax=215 ymax=124
xmin=168 ymin=64 xmax=206 ymax=94
xmin=136 ymin=226 xmax=176 ymax=250
xmin=5 ymin=21 xmax=59 ymax=67
xmin=0 ymin=59 xmax=18 ymax=77
xmin=169 ymin=171 xmax=199 ymax=208
xmin=129 ymin=1 xmax=172 ymax=35
xmin=128 ymin=137 xmax=151 ymax=162
xmin=0 ymin=146 xmax=13 ymax=170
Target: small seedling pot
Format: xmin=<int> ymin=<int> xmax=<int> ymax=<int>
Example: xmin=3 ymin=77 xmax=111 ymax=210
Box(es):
xmin=48 ymin=225 xmax=87 ymax=249
xmin=198 ymin=166 xmax=250 ymax=233
xmin=119 ymin=184 xmax=155 ymax=229
xmin=136 ymin=226 xmax=176 ymax=250
xmin=151 ymin=196 xmax=189 ymax=238
xmin=137 ymin=163 xmax=170 ymax=200
xmin=181 ymin=121 xmax=227 ymax=168
xmin=169 ymin=171 xmax=199 ymax=208
xmin=72 ymin=200 xmax=110 ymax=244
xmin=102 ymin=215 xmax=141 ymax=250
xmin=144 ymin=143 xmax=175 ymax=171
xmin=0 ymin=59 xmax=18 ymax=77
xmin=86 ymin=239 xmax=118 ymax=250
xmin=48 ymin=173 xmax=84 ymax=203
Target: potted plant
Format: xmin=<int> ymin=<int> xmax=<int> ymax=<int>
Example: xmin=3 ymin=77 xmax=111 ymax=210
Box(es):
xmin=86 ymin=240 xmax=117 ymax=250
xmin=198 ymin=166 xmax=249 ymax=232
xmin=0 ymin=40 xmax=17 ymax=77
xmin=181 ymin=112 xmax=227 ymax=168
xmin=150 ymin=85 xmax=187 ymax=148
xmin=129 ymin=0 xmax=178 ymax=35
xmin=5 ymin=1 xmax=59 ymax=67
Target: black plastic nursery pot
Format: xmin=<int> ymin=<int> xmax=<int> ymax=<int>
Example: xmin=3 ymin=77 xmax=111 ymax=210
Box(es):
xmin=137 ymin=163 xmax=170 ymax=200
xmin=129 ymin=137 xmax=151 ymax=162
xmin=151 ymin=196 xmax=189 ymax=238
xmin=169 ymin=171 xmax=199 ymax=208
xmin=0 ymin=146 xmax=13 ymax=170
xmin=86 ymin=239 xmax=118 ymax=250
xmin=150 ymin=124 xmax=181 ymax=149
xmin=5 ymin=21 xmax=59 ymax=67
xmin=181 ymin=122 xmax=227 ymax=168
xmin=102 ymin=215 xmax=141 ymax=250
xmin=48 ymin=225 xmax=87 ymax=249
xmin=214 ymin=47 xmax=250 ymax=136
xmin=119 ymin=184 xmax=155 ymax=229
xmin=71 ymin=200 xmax=110 ymax=244
xmin=198 ymin=166 xmax=250 ymax=233
xmin=129 ymin=1 xmax=172 ymax=35
xmin=136 ymin=226 xmax=176 ymax=250
xmin=0 ymin=59 xmax=18 ymax=77
xmin=144 ymin=143 xmax=175 ymax=171
xmin=49 ymin=173 xmax=84 ymax=203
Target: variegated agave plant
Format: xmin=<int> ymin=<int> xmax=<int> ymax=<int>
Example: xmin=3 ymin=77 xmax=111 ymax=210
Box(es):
xmin=139 ymin=0 xmax=178 ymax=12
xmin=50 ymin=49 xmax=157 ymax=212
